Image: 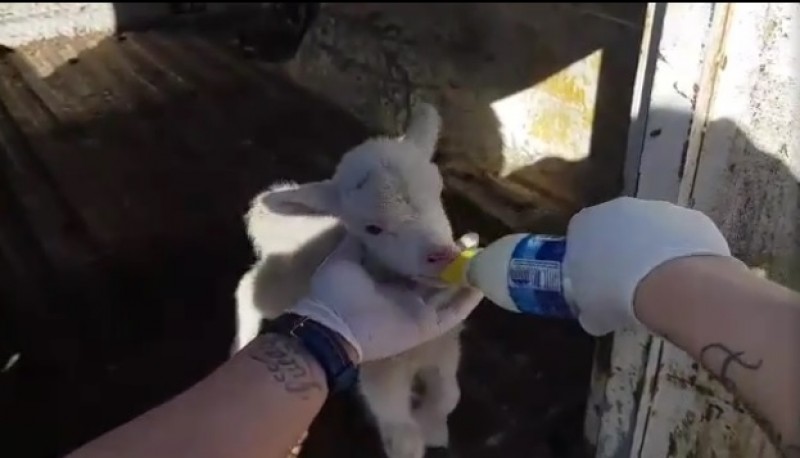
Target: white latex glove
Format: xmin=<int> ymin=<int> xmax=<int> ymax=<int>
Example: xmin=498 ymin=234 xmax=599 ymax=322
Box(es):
xmin=564 ymin=197 xmax=736 ymax=336
xmin=288 ymin=237 xmax=483 ymax=362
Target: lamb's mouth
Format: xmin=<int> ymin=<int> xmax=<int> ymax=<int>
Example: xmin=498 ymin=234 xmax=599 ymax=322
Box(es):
xmin=358 ymin=250 xmax=451 ymax=289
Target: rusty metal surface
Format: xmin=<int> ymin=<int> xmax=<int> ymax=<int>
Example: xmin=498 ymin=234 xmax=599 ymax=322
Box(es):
xmin=0 ymin=29 xmax=594 ymax=458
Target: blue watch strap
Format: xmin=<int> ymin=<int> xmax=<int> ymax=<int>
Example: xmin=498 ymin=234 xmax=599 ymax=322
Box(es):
xmin=264 ymin=313 xmax=359 ymax=394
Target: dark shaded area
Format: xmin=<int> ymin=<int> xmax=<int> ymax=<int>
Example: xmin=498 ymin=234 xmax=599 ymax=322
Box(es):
xmin=0 ymin=27 xmax=369 ymax=457
xmin=235 ymin=3 xmax=321 ymax=63
xmin=111 ymin=3 xmax=321 ymax=63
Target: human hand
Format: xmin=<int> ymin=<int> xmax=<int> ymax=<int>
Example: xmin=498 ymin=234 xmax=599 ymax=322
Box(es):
xmin=564 ymin=197 xmax=737 ymax=336
xmin=287 ymin=236 xmax=484 ymax=363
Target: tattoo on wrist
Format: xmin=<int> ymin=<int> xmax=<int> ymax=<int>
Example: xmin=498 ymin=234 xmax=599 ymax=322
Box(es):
xmin=697 ymin=343 xmax=800 ymax=455
xmin=699 ymin=343 xmax=763 ymax=391
xmin=247 ymin=334 xmax=324 ymax=399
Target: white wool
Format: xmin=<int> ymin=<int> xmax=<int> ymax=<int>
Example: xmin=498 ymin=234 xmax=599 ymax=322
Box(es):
xmin=233 ymin=103 xmax=469 ymax=458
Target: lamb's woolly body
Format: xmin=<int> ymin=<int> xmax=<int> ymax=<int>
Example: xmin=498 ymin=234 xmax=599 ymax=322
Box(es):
xmin=234 ymin=103 xmax=468 ymax=458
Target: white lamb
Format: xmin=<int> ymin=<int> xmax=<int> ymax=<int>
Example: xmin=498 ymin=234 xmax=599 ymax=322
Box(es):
xmin=233 ymin=103 xmax=480 ymax=458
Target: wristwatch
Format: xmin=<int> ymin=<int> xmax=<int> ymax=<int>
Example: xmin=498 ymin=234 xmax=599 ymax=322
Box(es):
xmin=262 ymin=313 xmax=359 ymax=394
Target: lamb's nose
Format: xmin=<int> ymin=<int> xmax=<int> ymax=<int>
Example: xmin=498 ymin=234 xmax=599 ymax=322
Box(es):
xmin=425 ymin=247 xmax=459 ymax=265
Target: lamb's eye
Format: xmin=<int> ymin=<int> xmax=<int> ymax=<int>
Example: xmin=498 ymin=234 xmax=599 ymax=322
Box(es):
xmin=365 ymin=225 xmax=383 ymax=235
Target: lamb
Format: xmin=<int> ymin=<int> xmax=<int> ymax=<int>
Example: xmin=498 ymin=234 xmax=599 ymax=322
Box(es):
xmin=232 ymin=103 xmax=479 ymax=458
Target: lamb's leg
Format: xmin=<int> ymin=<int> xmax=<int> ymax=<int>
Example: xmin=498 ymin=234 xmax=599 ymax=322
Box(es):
xmin=407 ymin=231 xmax=476 ymax=447
xmin=414 ymin=332 xmax=462 ymax=448
xmin=360 ymin=361 xmax=425 ymax=458
xmin=232 ymin=263 xmax=264 ymax=354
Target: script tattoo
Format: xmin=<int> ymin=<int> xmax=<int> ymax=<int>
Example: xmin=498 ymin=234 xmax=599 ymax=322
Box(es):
xmin=697 ymin=343 xmax=798 ymax=454
xmin=248 ymin=334 xmax=323 ymax=400
xmin=699 ymin=343 xmax=763 ymax=391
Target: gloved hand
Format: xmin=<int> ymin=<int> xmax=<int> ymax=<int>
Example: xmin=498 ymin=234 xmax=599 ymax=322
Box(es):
xmin=564 ymin=197 xmax=737 ymax=336
xmin=288 ymin=236 xmax=484 ymax=363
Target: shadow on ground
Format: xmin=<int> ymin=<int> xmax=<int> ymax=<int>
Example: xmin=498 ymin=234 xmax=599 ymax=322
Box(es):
xmin=0 ymin=24 xmax=369 ymax=456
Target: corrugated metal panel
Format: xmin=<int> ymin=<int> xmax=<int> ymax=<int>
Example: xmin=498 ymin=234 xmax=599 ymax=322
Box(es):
xmin=593 ymin=2 xmax=799 ymax=457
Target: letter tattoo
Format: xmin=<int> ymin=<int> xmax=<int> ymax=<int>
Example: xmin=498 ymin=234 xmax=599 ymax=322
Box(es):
xmin=699 ymin=343 xmax=763 ymax=391
xmin=247 ymin=334 xmax=323 ymax=400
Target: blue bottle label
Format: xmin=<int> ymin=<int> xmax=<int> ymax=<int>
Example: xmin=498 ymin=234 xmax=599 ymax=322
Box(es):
xmin=507 ymin=235 xmax=574 ymax=319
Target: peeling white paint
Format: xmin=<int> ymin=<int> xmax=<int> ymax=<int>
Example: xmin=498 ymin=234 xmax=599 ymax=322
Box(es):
xmin=0 ymin=3 xmax=117 ymax=47
xmin=0 ymin=3 xmax=250 ymax=48
xmin=589 ymin=4 xmax=717 ymax=457
xmin=634 ymin=2 xmax=714 ymax=203
xmin=595 ymin=2 xmax=799 ymax=457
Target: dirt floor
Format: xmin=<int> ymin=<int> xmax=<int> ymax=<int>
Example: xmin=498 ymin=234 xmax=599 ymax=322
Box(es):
xmin=0 ymin=24 xmax=595 ymax=458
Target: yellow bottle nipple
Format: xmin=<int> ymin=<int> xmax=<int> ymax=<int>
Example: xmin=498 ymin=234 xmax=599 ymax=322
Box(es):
xmin=438 ymin=248 xmax=479 ymax=285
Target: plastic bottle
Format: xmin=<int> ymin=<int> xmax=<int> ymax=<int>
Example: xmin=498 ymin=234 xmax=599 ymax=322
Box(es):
xmin=439 ymin=234 xmax=577 ymax=319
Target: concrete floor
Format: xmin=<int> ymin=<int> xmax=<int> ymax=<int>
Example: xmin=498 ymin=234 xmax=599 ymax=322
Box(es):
xmin=0 ymin=4 xmax=645 ymax=457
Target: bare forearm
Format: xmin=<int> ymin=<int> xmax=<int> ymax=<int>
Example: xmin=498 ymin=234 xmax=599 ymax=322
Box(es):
xmin=67 ymin=334 xmax=327 ymax=458
xmin=635 ymin=256 xmax=800 ymax=454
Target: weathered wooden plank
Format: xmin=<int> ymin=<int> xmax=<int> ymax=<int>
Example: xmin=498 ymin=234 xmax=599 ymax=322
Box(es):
xmin=593 ymin=3 xmax=798 ymax=457
xmin=639 ymin=3 xmax=797 ymax=457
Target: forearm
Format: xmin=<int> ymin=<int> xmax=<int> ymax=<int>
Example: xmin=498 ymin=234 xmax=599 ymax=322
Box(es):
xmin=67 ymin=333 xmax=327 ymax=458
xmin=635 ymin=256 xmax=800 ymax=454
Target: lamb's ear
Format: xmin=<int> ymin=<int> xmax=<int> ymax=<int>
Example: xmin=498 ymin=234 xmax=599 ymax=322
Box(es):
xmin=260 ymin=180 xmax=340 ymax=216
xmin=403 ymin=103 xmax=441 ymax=160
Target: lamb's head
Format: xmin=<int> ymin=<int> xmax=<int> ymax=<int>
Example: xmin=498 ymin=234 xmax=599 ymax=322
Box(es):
xmin=261 ymin=103 xmax=459 ymax=282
